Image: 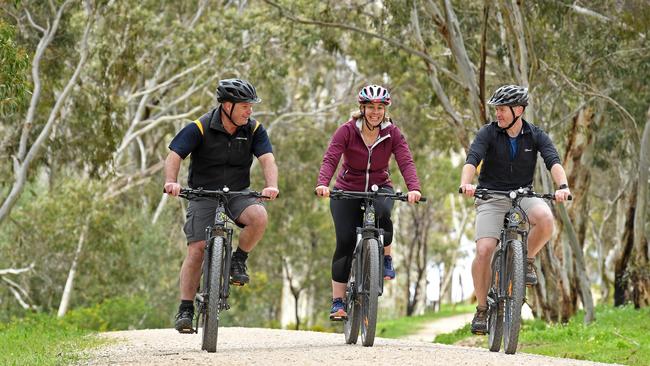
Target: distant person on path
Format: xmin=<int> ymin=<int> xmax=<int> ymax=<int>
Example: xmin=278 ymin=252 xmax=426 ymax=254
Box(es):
xmin=458 ymin=85 xmax=571 ymax=335
xmin=163 ymin=78 xmax=279 ymax=333
xmin=316 ymin=84 xmax=422 ymax=320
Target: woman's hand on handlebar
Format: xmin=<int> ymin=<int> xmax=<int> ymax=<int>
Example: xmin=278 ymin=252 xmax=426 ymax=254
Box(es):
xmin=407 ymin=190 xmax=421 ymax=204
xmin=458 ymin=183 xmax=476 ymax=198
xmin=315 ymin=185 xmax=330 ymax=198
xmin=164 ymin=182 xmax=181 ymax=197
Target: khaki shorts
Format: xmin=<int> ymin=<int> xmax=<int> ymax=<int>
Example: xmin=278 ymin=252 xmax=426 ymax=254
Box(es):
xmin=183 ymin=192 xmax=264 ymax=243
xmin=474 ymin=196 xmax=546 ymax=242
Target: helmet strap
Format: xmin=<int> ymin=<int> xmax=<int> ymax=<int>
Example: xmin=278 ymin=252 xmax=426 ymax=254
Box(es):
xmin=502 ymin=106 xmax=522 ymax=131
xmin=223 ymin=102 xmax=246 ymax=127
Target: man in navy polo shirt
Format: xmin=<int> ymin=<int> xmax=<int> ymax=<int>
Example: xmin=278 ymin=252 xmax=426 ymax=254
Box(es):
xmin=163 ymin=78 xmax=279 ymax=333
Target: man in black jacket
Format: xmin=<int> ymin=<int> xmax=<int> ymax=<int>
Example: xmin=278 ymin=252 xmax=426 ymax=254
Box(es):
xmin=164 ymin=78 xmax=279 ymax=333
xmin=459 ymin=85 xmax=571 ymax=335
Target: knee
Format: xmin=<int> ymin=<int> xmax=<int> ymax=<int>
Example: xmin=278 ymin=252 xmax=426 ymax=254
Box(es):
xmin=245 ymin=206 xmax=268 ymax=228
xmin=475 ymin=240 xmax=497 ymax=261
xmin=536 ymin=211 xmax=555 ymax=232
xmin=187 ymin=242 xmax=205 ymax=263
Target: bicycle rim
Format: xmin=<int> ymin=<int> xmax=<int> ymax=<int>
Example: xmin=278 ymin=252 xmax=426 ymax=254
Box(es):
xmin=488 ymin=250 xmax=503 ymax=352
xmin=360 ymin=239 xmax=379 ymax=347
xmin=202 ymin=236 xmax=224 ymax=353
xmin=503 ymin=240 xmax=525 ymax=354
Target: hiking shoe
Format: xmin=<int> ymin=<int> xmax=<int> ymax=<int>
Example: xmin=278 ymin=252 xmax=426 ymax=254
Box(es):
xmin=526 ymin=257 xmax=538 ymax=286
xmin=329 ymin=298 xmax=347 ymax=321
xmin=384 ymin=255 xmax=396 ymax=280
xmin=230 ymin=254 xmax=250 ymax=286
xmin=471 ymin=305 xmax=488 ymax=335
xmin=175 ymin=308 xmax=194 ymax=333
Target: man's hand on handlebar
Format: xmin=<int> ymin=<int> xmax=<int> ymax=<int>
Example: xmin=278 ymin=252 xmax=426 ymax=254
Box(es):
xmin=262 ymin=186 xmax=280 ymax=200
xmin=458 ymin=184 xmax=476 ymax=198
xmin=164 ymin=182 xmax=181 ymax=197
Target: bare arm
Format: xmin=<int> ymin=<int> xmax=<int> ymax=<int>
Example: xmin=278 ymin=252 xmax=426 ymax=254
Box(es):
xmin=550 ymin=163 xmax=571 ymax=202
xmin=163 ymin=151 xmax=182 ymax=196
xmin=258 ymin=152 xmax=279 ymax=200
xmin=459 ymin=163 xmax=477 ymax=197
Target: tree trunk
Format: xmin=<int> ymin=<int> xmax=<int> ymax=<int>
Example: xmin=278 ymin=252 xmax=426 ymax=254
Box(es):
xmin=57 ymin=217 xmax=90 ymax=317
xmin=630 ymin=106 xmax=650 ymax=307
xmin=614 ymin=183 xmax=637 ymax=306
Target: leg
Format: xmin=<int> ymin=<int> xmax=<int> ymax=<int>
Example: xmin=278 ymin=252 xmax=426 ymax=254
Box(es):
xmin=525 ymin=203 xmax=554 ymax=258
xmin=375 ymin=189 xmax=396 ymax=279
xmin=330 ymin=197 xmax=362 ymax=319
xmin=180 ymin=241 xmax=205 ymax=301
xmin=472 ymin=238 xmax=498 ymax=307
xmin=236 ymin=204 xmax=268 ymax=252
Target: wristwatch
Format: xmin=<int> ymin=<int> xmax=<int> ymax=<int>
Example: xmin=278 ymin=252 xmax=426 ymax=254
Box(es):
xmin=559 ymin=183 xmax=569 ymax=190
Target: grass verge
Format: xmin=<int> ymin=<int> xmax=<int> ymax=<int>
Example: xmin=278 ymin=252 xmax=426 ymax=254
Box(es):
xmin=434 ymin=305 xmax=650 ymax=366
xmin=376 ymin=303 xmax=475 ymax=339
xmin=0 ymin=313 xmax=105 ymax=366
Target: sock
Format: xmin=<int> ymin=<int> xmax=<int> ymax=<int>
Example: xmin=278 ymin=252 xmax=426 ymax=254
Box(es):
xmin=234 ymin=247 xmax=249 ymax=261
xmin=180 ymin=299 xmax=194 ymax=311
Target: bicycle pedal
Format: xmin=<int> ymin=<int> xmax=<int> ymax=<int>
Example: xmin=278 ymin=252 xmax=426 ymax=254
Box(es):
xmin=177 ymin=327 xmax=197 ymax=334
xmin=229 ymin=280 xmax=246 ymax=286
xmin=329 ymin=315 xmax=347 ymax=321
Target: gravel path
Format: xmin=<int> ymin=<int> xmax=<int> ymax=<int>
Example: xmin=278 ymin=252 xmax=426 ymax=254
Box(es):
xmin=402 ymin=312 xmax=475 ymax=342
xmin=81 ymin=327 xmax=617 ymax=366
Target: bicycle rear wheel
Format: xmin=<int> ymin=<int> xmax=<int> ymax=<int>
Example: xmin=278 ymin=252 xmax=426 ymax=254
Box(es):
xmin=487 ymin=250 xmax=503 ymax=352
xmin=344 ymin=258 xmax=361 ymax=344
xmin=201 ymin=236 xmax=224 ymax=353
xmin=502 ymin=239 xmax=525 ymax=354
xmin=360 ymin=238 xmax=379 ymax=347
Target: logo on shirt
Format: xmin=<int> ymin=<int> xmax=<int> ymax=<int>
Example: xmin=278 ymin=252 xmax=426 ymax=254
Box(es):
xmin=524 ymin=148 xmax=533 ymax=152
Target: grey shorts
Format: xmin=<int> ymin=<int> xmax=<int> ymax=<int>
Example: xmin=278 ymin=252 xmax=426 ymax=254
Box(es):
xmin=183 ymin=191 xmax=264 ymax=243
xmin=474 ymin=196 xmax=546 ymax=242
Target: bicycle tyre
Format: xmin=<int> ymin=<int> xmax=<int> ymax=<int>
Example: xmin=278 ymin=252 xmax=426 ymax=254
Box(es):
xmin=502 ymin=239 xmax=525 ymax=354
xmin=202 ymin=236 xmax=224 ymax=353
xmin=487 ymin=251 xmax=504 ymax=352
xmin=360 ymin=238 xmax=379 ymax=347
xmin=344 ymin=257 xmax=361 ymax=344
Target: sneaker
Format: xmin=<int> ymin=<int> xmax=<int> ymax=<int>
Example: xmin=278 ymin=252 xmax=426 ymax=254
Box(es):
xmin=526 ymin=257 xmax=538 ymax=286
xmin=383 ymin=255 xmax=396 ymax=280
xmin=329 ymin=297 xmax=347 ymax=321
xmin=230 ymin=254 xmax=250 ymax=286
xmin=471 ymin=305 xmax=488 ymax=335
xmin=175 ymin=308 xmax=194 ymax=333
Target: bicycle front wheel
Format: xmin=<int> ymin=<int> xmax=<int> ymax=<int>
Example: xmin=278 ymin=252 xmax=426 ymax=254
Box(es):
xmin=502 ymin=239 xmax=525 ymax=354
xmin=344 ymin=257 xmax=361 ymax=344
xmin=360 ymin=238 xmax=379 ymax=347
xmin=201 ymin=236 xmax=224 ymax=353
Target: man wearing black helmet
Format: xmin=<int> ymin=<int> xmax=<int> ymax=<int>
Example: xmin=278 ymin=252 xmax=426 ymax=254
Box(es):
xmin=458 ymin=85 xmax=571 ymax=335
xmin=164 ymin=78 xmax=279 ymax=333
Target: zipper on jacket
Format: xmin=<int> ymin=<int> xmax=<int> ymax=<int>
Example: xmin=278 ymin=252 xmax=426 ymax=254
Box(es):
xmin=364 ymin=135 xmax=391 ymax=191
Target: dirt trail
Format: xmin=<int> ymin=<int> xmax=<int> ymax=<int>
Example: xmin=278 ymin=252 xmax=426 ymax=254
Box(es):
xmin=81 ymin=327 xmax=617 ymax=366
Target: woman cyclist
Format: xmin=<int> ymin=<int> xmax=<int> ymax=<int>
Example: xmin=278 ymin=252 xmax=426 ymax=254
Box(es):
xmin=315 ymin=84 xmax=422 ymax=320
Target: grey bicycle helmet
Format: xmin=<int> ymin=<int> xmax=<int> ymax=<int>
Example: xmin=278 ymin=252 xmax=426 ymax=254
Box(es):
xmin=216 ymin=78 xmax=261 ymax=103
xmin=487 ymin=85 xmax=528 ymax=107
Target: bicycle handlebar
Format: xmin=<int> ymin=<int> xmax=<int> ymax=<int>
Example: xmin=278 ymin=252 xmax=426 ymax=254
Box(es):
xmin=168 ymin=187 xmax=269 ymax=200
xmin=327 ymin=189 xmax=427 ymax=202
xmin=457 ymin=187 xmax=572 ymax=201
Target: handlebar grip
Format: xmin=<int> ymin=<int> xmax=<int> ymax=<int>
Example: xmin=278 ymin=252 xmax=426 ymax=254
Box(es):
xmin=458 ymin=187 xmax=463 ymax=194
xmin=419 ymin=197 xmax=427 ymax=202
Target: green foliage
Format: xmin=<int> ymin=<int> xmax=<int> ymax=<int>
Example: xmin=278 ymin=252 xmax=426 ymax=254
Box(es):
xmin=0 ymin=313 xmax=104 ymax=366
xmin=64 ymin=296 xmax=170 ymax=331
xmin=0 ymin=20 xmax=30 ymax=117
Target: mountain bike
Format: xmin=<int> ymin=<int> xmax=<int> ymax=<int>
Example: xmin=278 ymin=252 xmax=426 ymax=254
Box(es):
xmin=468 ymin=187 xmax=571 ymax=354
xmin=178 ymin=187 xmax=267 ymax=353
xmin=329 ymin=186 xmax=426 ymax=347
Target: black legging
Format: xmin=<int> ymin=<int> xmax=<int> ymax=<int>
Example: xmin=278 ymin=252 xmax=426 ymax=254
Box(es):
xmin=330 ymin=187 xmax=394 ymax=283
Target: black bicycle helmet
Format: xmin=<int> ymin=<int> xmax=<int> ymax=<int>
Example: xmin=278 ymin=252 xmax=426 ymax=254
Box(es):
xmin=216 ymin=78 xmax=261 ymax=103
xmin=487 ymin=85 xmax=528 ymax=106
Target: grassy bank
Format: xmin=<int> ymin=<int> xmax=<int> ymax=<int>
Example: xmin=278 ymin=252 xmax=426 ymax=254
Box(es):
xmin=435 ymin=305 xmax=650 ymax=366
xmin=0 ymin=314 xmax=104 ymax=366
xmin=376 ymin=303 xmax=475 ymax=338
